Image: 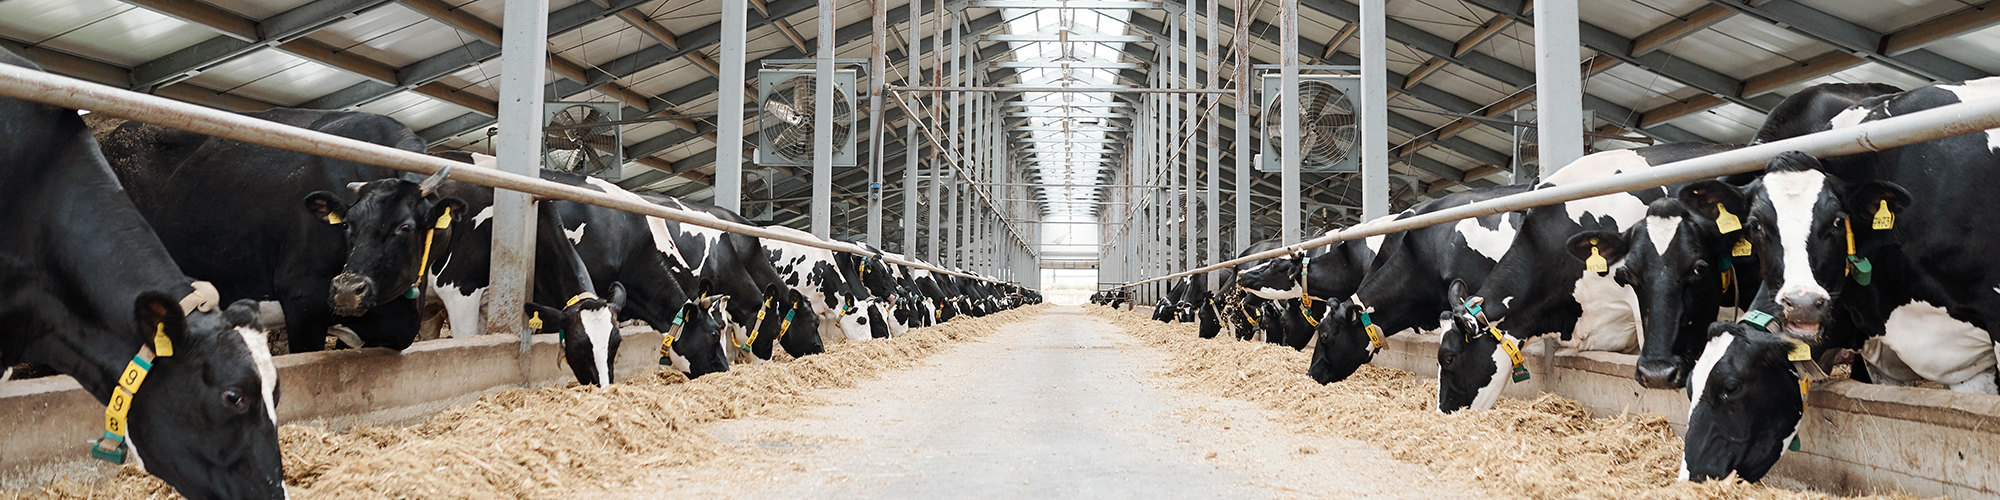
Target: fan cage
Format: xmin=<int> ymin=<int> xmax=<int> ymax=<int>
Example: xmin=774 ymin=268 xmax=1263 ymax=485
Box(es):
xmin=757 ymin=69 xmax=859 ymax=167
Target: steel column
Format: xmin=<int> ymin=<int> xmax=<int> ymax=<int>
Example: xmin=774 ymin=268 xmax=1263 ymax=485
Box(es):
xmin=715 ymin=0 xmax=746 ymax=213
xmin=947 ymin=10 xmax=962 ymax=265
xmin=1233 ymin=0 xmax=1250 ymax=253
xmin=903 ymin=0 xmax=921 ymax=255
xmin=1536 ymin=0 xmax=1585 ymax=174
xmin=1280 ymin=0 xmax=1301 ymax=244
xmin=811 ymin=0 xmax=835 ymax=239
xmin=1204 ymin=0 xmax=1219 ymax=266
xmin=865 ymin=0 xmax=887 ymax=247
xmin=491 ymin=0 xmax=547 ymax=376
xmin=1360 ymin=0 xmax=1388 ymax=220
xmin=1183 ymin=2 xmax=1196 ymax=267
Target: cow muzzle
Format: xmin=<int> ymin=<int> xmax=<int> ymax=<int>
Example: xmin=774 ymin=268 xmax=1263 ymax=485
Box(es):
xmin=1774 ymin=285 xmax=1829 ymax=343
xmin=1635 ymin=359 xmax=1682 ymax=389
xmin=329 ymin=273 xmax=375 ymax=316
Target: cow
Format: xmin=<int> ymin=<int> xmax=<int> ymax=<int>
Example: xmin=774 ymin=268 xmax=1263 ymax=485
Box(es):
xmin=761 ymin=227 xmax=887 ymax=343
xmin=1236 ymin=234 xmax=1382 ymax=349
xmin=1438 ymin=143 xmax=1739 ymax=413
xmin=1305 ymin=183 xmax=1532 ymax=384
xmin=94 ymin=108 xmax=432 ymax=354
xmin=740 ymin=284 xmax=826 ymax=362
xmin=0 ymin=52 xmax=284 ymax=499
xmin=1153 ymin=277 xmax=1187 ymax=322
xmin=520 ymin=203 xmax=628 ymax=388
xmin=1560 ymin=195 xmax=1760 ymax=390
xmin=641 ymin=194 xmax=791 ymax=349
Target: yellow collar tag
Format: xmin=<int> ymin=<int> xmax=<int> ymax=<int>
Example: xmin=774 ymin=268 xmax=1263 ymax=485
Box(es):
xmin=1491 ymin=327 xmax=1524 ymax=367
xmin=1872 ymin=200 xmax=1894 ymax=230
xmin=1585 ymin=243 xmax=1609 ymax=273
xmin=1364 ymin=324 xmax=1385 ymax=349
xmin=1787 ymin=340 xmax=1813 ymax=362
xmin=1731 ymin=238 xmax=1754 ymax=257
xmin=152 ymin=323 xmax=174 ymax=357
xmin=565 ymin=292 xmax=597 ymax=308
xmin=1715 ymin=204 xmax=1742 ymax=233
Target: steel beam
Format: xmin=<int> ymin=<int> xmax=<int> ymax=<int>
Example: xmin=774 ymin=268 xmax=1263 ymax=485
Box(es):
xmin=492 ymin=0 xmax=547 ymax=374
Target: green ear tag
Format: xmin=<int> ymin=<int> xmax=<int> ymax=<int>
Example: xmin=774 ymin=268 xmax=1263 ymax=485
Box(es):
xmin=1789 ymin=436 xmax=1801 ymax=452
xmin=1511 ymin=364 xmax=1531 ymax=383
xmin=403 ymin=287 xmax=419 ymax=299
xmin=1848 ymin=255 xmax=1873 ymax=286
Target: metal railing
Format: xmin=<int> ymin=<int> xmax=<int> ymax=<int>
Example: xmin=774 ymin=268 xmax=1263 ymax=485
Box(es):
xmin=1110 ymin=93 xmax=2000 ymax=289
xmin=0 ymin=63 xmax=1028 ymax=288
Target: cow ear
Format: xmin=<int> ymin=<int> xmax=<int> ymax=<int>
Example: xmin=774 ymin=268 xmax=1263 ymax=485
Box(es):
xmin=1846 ymin=181 xmax=1911 ymax=223
xmin=525 ymin=303 xmax=566 ymax=334
xmin=1565 ymin=230 xmax=1629 ymax=265
xmin=303 ymin=191 xmax=349 ymax=225
xmin=222 ymin=299 xmax=261 ymax=329
xmin=1447 ymin=280 xmax=1470 ymax=304
xmin=427 ymin=198 xmax=468 ymax=228
xmin=134 ymin=292 xmax=190 ymax=346
xmin=1675 ymin=180 xmax=1745 ymax=223
xmin=606 ymin=282 xmax=628 ymax=310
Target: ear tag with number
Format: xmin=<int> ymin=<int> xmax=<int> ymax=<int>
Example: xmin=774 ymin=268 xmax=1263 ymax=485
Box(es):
xmin=326 ymin=212 xmax=343 ymax=225
xmin=1715 ymin=204 xmax=1742 ymax=233
xmin=1787 ymin=340 xmax=1813 ymax=362
xmin=1731 ymin=238 xmax=1754 ymax=257
xmin=528 ymin=311 xmax=544 ymax=330
xmin=1585 ymin=241 xmax=1609 ymax=274
xmin=152 ymin=323 xmax=174 ymax=357
xmin=1872 ymin=200 xmax=1894 ymax=230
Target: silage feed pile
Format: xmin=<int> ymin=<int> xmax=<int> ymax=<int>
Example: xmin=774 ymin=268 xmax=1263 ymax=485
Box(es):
xmin=12 ymin=304 xmax=1050 ymax=500
xmin=1085 ymin=306 xmax=1922 ymax=500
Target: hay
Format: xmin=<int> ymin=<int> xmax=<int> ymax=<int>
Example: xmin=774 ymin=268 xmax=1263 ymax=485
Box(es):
xmin=8 ymin=304 xmax=1050 ymax=500
xmin=1084 ymin=305 xmax=1926 ymax=500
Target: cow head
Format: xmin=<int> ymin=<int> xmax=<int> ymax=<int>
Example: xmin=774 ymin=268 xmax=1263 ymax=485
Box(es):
xmin=1740 ymin=152 xmax=1908 ymax=344
xmin=305 ymin=166 xmax=460 ymax=316
xmin=1151 ymin=297 xmax=1176 ymax=322
xmin=779 ymin=290 xmax=826 ymax=358
xmin=1680 ymin=321 xmax=1804 ymax=483
xmin=1236 ymin=254 xmax=1305 ymax=300
xmin=527 ymin=282 xmax=628 ymax=388
xmin=1307 ymin=299 xmax=1378 ymax=384
xmin=1564 ymin=196 xmax=1740 ymax=389
xmin=1436 ymin=281 xmax=1520 ymax=413
xmin=663 ymin=296 xmax=732 ymax=378
xmin=125 ymin=294 xmax=287 ymax=500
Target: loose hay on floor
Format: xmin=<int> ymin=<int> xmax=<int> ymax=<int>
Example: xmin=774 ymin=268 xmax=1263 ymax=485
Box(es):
xmin=9 ymin=304 xmax=1051 ymax=500
xmin=1084 ymin=305 xmax=1926 ymax=500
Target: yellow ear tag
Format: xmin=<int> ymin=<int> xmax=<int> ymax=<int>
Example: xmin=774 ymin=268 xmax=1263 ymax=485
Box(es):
xmin=1872 ymin=200 xmax=1894 ymax=230
xmin=1715 ymin=204 xmax=1742 ymax=234
xmin=1585 ymin=243 xmax=1609 ymax=273
xmin=152 ymin=323 xmax=174 ymax=357
xmin=1731 ymin=238 xmax=1754 ymax=257
xmin=435 ymin=208 xmax=453 ymax=229
xmin=528 ymin=311 xmax=543 ymax=330
xmin=326 ymin=212 xmax=343 ymax=225
xmin=1787 ymin=340 xmax=1812 ymax=362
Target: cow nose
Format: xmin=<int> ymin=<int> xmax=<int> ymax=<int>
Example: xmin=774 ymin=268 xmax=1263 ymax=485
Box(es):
xmin=1778 ymin=289 xmax=1827 ymax=310
xmin=329 ymin=273 xmax=373 ymax=311
xmin=1635 ymin=361 xmax=1681 ymax=389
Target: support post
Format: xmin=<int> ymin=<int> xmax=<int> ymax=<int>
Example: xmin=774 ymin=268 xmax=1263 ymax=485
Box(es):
xmin=1183 ymin=2 xmax=1196 ymax=267
xmin=1205 ymin=0 xmax=1219 ymax=266
xmin=903 ymin=0 xmax=921 ymax=256
xmin=1536 ymin=0 xmax=1584 ymax=175
xmin=866 ymin=0 xmax=887 ymax=247
xmin=716 ymin=0 xmax=747 ymax=212
xmin=811 ymin=0 xmax=835 ymax=239
xmin=1360 ymin=0 xmax=1387 ymax=221
xmin=1234 ymin=0 xmax=1250 ymax=253
xmin=492 ymin=0 xmax=548 ymax=380
xmin=1280 ymin=0 xmax=1301 ymax=244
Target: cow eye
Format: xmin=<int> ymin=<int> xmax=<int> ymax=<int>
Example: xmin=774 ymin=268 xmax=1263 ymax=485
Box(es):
xmin=222 ymin=390 xmax=248 ymax=414
xmin=399 ymin=221 xmax=416 ymax=233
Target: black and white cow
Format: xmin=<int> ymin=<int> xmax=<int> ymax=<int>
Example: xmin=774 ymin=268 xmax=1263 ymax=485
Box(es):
xmin=94 ymin=108 xmax=431 ymax=353
xmin=1306 ymin=184 xmax=1532 ymax=384
xmin=0 ymin=52 xmax=284 ymax=499
xmin=762 ymin=226 xmax=886 ymax=343
xmin=1561 ymin=194 xmax=1759 ymax=390
xmin=740 ymin=283 xmax=826 ymax=362
xmin=1439 ymin=143 xmax=1738 ymax=413
xmin=640 ymin=194 xmax=792 ymax=351
xmin=520 ymin=203 xmax=628 ymax=388
xmin=1236 ymin=233 xmax=1382 ymax=349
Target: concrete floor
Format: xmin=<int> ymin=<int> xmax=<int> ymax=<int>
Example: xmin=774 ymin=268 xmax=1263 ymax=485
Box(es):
xmin=662 ymin=307 xmax=1480 ymax=499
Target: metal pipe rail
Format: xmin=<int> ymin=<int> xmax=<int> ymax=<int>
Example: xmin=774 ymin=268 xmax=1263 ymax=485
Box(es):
xmin=1110 ymin=93 xmax=2000 ymax=289
xmin=891 ymin=85 xmax=1237 ymax=94
xmin=0 ymin=63 xmax=1030 ymax=289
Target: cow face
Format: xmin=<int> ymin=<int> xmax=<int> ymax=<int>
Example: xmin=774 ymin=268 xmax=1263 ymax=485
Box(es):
xmin=1308 ymin=300 xmax=1377 ymax=384
xmin=126 ymin=294 xmax=287 ymax=500
xmin=1742 ymin=152 xmax=1909 ymax=343
xmin=1151 ymin=298 xmax=1176 ymax=322
xmin=305 ymin=168 xmax=460 ymax=317
xmin=1236 ymin=255 xmax=1304 ymax=300
xmin=1681 ymin=322 xmax=1803 ymax=483
xmin=664 ymin=297 xmax=732 ymax=378
xmin=528 ymin=282 xmax=628 ymax=388
xmin=1566 ymin=197 xmax=1736 ymax=389
xmin=1437 ymin=282 xmax=1517 ymax=413
xmin=779 ymin=291 xmax=826 ymax=358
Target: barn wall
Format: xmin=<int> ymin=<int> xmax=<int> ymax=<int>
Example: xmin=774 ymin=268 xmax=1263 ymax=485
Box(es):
xmin=1372 ymin=333 xmax=2000 ymax=499
xmin=0 ymin=329 xmax=664 ymax=490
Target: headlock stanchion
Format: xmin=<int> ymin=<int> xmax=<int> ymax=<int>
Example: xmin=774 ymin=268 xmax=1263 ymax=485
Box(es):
xmin=0 ymin=64 xmax=1027 ymax=290
xmin=1109 ymin=93 xmax=2000 ymax=289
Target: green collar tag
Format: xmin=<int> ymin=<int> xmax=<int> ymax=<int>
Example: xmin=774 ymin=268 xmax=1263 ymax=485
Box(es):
xmin=1741 ymin=310 xmax=1776 ymax=332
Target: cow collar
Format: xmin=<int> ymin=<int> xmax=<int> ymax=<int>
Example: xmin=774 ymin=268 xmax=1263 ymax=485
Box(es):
xmin=741 ymin=296 xmax=795 ymax=352
xmin=657 ymin=307 xmax=687 ymax=365
xmin=1297 ymin=256 xmax=1314 ymax=308
xmin=1461 ymin=297 xmax=1528 ymax=383
xmin=1350 ymin=295 xmax=1384 ymax=352
xmin=92 ymin=283 xmax=218 ymax=464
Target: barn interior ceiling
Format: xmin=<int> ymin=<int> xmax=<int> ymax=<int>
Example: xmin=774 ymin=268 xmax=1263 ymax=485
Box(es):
xmin=3 ymin=0 xmax=1995 ymax=252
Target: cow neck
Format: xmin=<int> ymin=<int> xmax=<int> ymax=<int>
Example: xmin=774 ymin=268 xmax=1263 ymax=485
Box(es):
xmin=91 ymin=286 xmax=217 ymax=464
xmin=1460 ymin=297 xmax=1529 ymax=382
xmin=1734 ymin=310 xmax=1815 ymax=451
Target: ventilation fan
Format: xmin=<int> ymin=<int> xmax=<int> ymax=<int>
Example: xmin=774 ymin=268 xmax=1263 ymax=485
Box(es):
xmin=756 ymin=69 xmax=858 ymax=167
xmin=543 ymin=102 xmax=623 ymax=181
xmin=1259 ymin=74 xmax=1360 ymax=173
